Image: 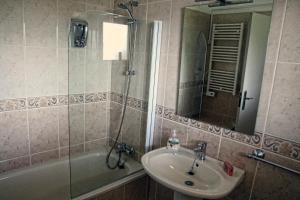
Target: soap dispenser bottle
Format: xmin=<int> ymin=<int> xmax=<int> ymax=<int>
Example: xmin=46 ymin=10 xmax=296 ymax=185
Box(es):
xmin=167 ymin=129 xmax=180 ymax=151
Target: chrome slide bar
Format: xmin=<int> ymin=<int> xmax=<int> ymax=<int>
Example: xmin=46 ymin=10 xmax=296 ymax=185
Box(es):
xmin=247 ymin=149 xmax=300 ymax=176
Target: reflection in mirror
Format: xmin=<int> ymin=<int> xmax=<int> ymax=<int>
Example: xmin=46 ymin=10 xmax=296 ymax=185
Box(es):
xmin=176 ymin=0 xmax=273 ymax=135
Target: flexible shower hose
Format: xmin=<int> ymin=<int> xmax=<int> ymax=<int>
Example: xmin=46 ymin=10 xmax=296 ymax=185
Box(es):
xmin=106 ymin=19 xmax=137 ymax=169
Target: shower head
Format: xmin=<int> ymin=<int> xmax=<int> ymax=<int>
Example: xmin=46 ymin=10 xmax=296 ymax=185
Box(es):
xmin=118 ymin=3 xmax=136 ymax=23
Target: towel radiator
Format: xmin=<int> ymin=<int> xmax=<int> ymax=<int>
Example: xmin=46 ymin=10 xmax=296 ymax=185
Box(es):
xmin=206 ymin=23 xmax=244 ymax=96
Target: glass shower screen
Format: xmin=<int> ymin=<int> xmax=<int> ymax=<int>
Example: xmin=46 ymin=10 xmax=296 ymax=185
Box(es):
xmin=68 ymin=10 xmax=151 ymax=198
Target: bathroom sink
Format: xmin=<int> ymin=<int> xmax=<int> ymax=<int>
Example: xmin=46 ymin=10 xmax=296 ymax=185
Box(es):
xmin=141 ymin=147 xmax=245 ymax=199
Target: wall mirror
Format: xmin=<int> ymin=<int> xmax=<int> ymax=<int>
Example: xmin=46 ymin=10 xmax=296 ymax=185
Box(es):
xmin=176 ymin=0 xmax=274 ymax=135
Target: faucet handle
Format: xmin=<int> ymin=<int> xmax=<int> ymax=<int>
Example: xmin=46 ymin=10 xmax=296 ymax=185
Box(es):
xmin=194 ymin=141 xmax=207 ymax=152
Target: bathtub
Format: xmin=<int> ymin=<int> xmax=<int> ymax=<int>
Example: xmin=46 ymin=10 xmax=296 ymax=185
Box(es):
xmin=0 ymin=149 xmax=143 ymax=200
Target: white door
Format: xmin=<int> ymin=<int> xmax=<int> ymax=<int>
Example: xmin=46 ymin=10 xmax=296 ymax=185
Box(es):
xmin=235 ymin=13 xmax=271 ymax=134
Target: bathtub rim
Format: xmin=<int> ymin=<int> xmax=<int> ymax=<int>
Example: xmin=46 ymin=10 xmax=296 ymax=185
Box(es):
xmin=71 ymin=169 xmax=145 ymax=200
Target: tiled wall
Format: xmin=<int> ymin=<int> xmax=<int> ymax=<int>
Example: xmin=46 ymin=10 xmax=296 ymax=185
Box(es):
xmin=0 ymin=0 xmax=115 ymax=173
xmin=144 ymin=0 xmax=300 ymax=200
xmin=1 ymin=0 xmax=299 ymax=199
xmin=0 ymin=0 xmax=150 ymax=174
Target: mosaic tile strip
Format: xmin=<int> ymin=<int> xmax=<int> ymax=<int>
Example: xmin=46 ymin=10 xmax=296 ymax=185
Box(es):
xmin=163 ymin=107 xmax=179 ymax=122
xmin=189 ymin=119 xmax=202 ymax=129
xmin=155 ymin=105 xmax=164 ymax=117
xmin=208 ymin=125 xmax=222 ymax=135
xmin=58 ymin=95 xmax=68 ymax=106
xmin=158 ymin=105 xmax=265 ymax=147
xmin=222 ymin=129 xmax=262 ymax=147
xmin=27 ymin=96 xmax=59 ymax=109
xmin=263 ymin=134 xmax=300 ymax=161
xmin=0 ymin=98 xmax=26 ymax=112
xmin=69 ymin=94 xmax=85 ymax=104
xmin=0 ymin=92 xmax=108 ymax=112
xmin=85 ymin=92 xmax=107 ymax=103
xmin=110 ymin=92 xmax=124 ymax=104
xmin=110 ymin=92 xmax=148 ymax=112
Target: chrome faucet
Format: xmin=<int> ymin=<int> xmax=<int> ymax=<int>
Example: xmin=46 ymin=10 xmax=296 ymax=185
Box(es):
xmin=187 ymin=141 xmax=208 ymax=175
xmin=194 ymin=141 xmax=207 ymax=161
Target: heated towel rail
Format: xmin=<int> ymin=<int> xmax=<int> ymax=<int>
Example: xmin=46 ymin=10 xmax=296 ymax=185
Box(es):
xmin=206 ymin=23 xmax=244 ymax=96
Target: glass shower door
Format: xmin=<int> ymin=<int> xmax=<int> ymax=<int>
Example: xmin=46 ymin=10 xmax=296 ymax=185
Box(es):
xmin=68 ymin=10 xmax=150 ymax=198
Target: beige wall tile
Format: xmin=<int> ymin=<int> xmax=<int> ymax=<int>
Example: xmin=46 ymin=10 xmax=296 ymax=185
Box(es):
xmin=186 ymin=127 xmax=220 ymax=159
xmin=25 ymin=47 xmax=58 ymax=97
xmin=147 ymin=1 xmax=171 ymax=54
xmin=0 ymin=45 xmax=25 ymax=99
xmin=265 ymin=0 xmax=287 ymax=62
xmin=85 ymin=138 xmax=107 ymax=152
xmin=31 ymin=149 xmax=59 ymax=165
xmin=0 ymin=156 xmax=30 ymax=173
xmin=58 ymin=48 xmax=68 ymax=95
xmin=69 ymin=48 xmax=86 ymax=94
xmin=278 ymin=0 xmax=300 ymax=63
xmin=133 ymin=4 xmax=147 ymax=53
xmin=0 ymin=111 xmax=29 ymax=160
xmin=28 ymin=107 xmax=59 ymax=153
xmin=266 ymin=63 xmax=300 ymax=142
xmin=86 ymin=50 xmax=110 ymax=93
xmin=169 ymin=0 xmax=196 ymax=56
xmin=251 ymin=152 xmax=300 ymax=200
xmin=129 ymin=53 xmax=147 ymax=100
xmin=60 ymin=144 xmax=84 ymax=158
xmin=58 ymin=106 xmax=69 ymax=147
xmin=69 ymin=104 xmax=85 ymax=146
xmin=255 ymin=62 xmax=276 ymax=133
xmin=85 ymin=102 xmax=107 ymax=141
xmin=164 ymin=54 xmax=179 ymax=109
xmin=122 ymin=107 xmax=142 ymax=151
xmin=24 ymin=0 xmax=57 ymax=48
xmin=109 ymin=102 xmax=122 ymax=140
xmin=0 ymin=0 xmax=23 ymax=45
xmin=160 ymin=119 xmax=188 ymax=147
xmin=110 ymin=60 xmax=127 ymax=94
xmin=218 ymin=138 xmax=257 ymax=200
xmin=86 ymin=0 xmax=112 ymax=8
xmin=156 ymin=54 xmax=168 ymax=106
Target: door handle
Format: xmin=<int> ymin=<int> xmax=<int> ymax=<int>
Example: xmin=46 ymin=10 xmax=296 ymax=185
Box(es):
xmin=242 ymin=91 xmax=254 ymax=110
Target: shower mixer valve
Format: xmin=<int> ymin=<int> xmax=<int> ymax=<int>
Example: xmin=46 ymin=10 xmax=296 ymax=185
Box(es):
xmin=116 ymin=143 xmax=135 ymax=156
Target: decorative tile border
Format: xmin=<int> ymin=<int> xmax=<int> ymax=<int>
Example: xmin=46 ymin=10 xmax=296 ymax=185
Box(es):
xmin=263 ymin=134 xmax=300 ymax=161
xmin=157 ymin=105 xmax=264 ymax=148
xmin=110 ymin=92 xmax=148 ymax=112
xmin=109 ymin=92 xmax=124 ymax=104
xmin=222 ymin=129 xmax=262 ymax=147
xmin=69 ymin=94 xmax=85 ymax=104
xmin=0 ymin=98 xmax=26 ymax=112
xmin=0 ymin=92 xmax=108 ymax=112
xmin=85 ymin=92 xmax=107 ymax=103
xmin=27 ymin=96 xmax=59 ymax=109
xmin=58 ymin=95 xmax=68 ymax=105
xmin=155 ymin=105 xmax=164 ymax=117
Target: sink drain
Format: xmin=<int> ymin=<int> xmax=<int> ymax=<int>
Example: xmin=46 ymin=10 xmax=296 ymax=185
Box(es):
xmin=184 ymin=180 xmax=194 ymax=186
xmin=187 ymin=171 xmax=194 ymax=176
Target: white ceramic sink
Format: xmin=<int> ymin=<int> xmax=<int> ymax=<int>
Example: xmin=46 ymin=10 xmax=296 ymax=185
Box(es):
xmin=141 ymin=147 xmax=245 ymax=200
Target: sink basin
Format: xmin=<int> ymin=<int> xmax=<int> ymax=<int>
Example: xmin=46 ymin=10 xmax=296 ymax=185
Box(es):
xmin=141 ymin=147 xmax=245 ymax=200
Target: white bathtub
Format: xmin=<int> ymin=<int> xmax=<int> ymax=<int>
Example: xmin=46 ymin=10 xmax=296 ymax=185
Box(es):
xmin=0 ymin=150 xmax=143 ymax=200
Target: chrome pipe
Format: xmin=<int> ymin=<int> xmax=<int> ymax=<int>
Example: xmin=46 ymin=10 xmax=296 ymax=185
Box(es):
xmin=247 ymin=149 xmax=300 ymax=176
